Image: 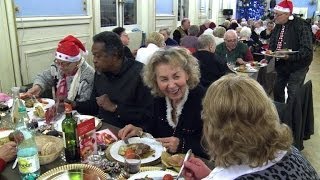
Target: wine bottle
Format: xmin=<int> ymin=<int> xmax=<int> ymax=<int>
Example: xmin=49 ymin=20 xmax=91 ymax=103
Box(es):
xmin=62 ymin=103 xmax=80 ymax=163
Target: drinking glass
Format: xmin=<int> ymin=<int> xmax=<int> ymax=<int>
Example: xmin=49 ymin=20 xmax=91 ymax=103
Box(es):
xmin=124 ymin=155 xmax=141 ymax=174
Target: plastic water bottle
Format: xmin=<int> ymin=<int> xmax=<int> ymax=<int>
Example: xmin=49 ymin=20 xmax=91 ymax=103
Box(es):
xmin=15 ymin=106 xmax=40 ymax=179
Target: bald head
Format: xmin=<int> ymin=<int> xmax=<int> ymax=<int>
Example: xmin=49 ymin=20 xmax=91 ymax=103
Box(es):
xmin=224 ymin=30 xmax=238 ymax=50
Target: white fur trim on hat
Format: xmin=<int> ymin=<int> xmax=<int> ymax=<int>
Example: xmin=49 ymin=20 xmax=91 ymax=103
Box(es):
xmin=55 ymin=51 xmax=81 ymax=62
xmin=274 ymin=5 xmax=291 ymax=13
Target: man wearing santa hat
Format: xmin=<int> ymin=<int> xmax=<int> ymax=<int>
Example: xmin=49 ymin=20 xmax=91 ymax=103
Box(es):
xmin=26 ymin=35 xmax=95 ymax=102
xmin=269 ymin=0 xmax=313 ymax=103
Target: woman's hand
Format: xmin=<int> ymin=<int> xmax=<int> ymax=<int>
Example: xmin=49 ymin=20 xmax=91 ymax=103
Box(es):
xmin=183 ymin=157 xmax=211 ymax=180
xmin=156 ymin=137 xmax=179 ymax=153
xmin=26 ymin=84 xmax=42 ymax=97
xmin=118 ymin=124 xmax=143 ymax=140
xmin=0 ymin=141 xmax=17 ymax=162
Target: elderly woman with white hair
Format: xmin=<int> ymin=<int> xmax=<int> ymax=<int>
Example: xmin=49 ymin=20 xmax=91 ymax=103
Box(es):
xmin=25 ymin=35 xmax=94 ymax=102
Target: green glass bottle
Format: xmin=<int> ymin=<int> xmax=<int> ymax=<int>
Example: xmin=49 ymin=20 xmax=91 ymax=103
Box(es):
xmin=62 ymin=103 xmax=80 ymax=163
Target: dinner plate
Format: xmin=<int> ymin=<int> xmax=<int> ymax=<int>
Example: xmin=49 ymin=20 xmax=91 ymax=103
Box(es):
xmin=6 ymin=98 xmax=55 ymax=111
xmin=276 ymin=50 xmax=299 ymax=54
xmin=37 ymin=114 xmax=102 ymax=132
xmin=128 ymin=170 xmax=178 ymax=180
xmin=233 ymin=67 xmax=258 ymax=73
xmin=110 ymin=137 xmax=164 ymax=164
xmin=258 ymin=62 xmax=268 ymax=67
xmin=0 ymin=130 xmax=13 ymax=145
xmin=261 ymin=51 xmax=286 ymax=58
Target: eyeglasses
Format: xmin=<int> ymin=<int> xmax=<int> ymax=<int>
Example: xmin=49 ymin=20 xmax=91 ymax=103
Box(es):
xmin=225 ymin=39 xmax=237 ymax=43
xmin=54 ymin=59 xmax=72 ymax=67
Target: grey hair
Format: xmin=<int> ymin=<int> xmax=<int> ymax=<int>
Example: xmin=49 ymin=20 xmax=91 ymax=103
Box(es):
xmin=188 ymin=25 xmax=200 ymax=36
xmin=159 ymin=27 xmax=171 ymax=36
xmin=213 ymin=26 xmax=226 ymax=38
xmin=197 ymin=34 xmax=215 ymax=49
xmin=239 ymin=26 xmax=252 ymax=39
xmin=224 ymin=29 xmax=238 ymax=40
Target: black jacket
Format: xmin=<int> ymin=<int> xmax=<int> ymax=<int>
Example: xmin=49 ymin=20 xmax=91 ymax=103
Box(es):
xmin=269 ymin=16 xmax=313 ymax=72
xmin=76 ymin=58 xmax=153 ymax=129
xmin=193 ymin=51 xmax=229 ymax=89
xmin=145 ymin=86 xmax=208 ymax=159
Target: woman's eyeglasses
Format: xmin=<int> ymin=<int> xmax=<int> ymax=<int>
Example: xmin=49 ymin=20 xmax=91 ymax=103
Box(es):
xmin=54 ymin=59 xmax=72 ymax=67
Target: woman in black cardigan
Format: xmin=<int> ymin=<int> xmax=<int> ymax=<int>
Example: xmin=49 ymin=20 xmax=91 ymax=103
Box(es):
xmin=118 ymin=47 xmax=208 ymax=158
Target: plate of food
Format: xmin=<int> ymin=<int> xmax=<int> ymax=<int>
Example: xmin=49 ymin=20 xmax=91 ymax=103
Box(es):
xmin=109 ymin=137 xmax=164 ymax=164
xmin=128 ymin=170 xmax=177 ymax=180
xmin=276 ymin=49 xmax=299 ymax=54
xmin=261 ymin=50 xmax=286 ymax=58
xmin=233 ymin=65 xmax=258 ymax=73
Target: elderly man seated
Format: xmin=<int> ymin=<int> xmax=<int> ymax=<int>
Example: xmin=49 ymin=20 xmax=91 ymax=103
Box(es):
xmin=216 ymin=29 xmax=253 ymax=65
xmin=193 ymin=34 xmax=229 ymax=89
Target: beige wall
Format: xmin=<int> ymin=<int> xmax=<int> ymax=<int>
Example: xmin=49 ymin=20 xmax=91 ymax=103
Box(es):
xmin=0 ymin=0 xmax=19 ymax=92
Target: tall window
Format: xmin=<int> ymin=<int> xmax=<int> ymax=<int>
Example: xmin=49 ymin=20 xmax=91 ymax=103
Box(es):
xmin=156 ymin=0 xmax=173 ymax=15
xmin=124 ymin=0 xmax=137 ymax=25
xmin=100 ymin=0 xmax=137 ymax=27
xmin=178 ymin=0 xmax=189 ymax=21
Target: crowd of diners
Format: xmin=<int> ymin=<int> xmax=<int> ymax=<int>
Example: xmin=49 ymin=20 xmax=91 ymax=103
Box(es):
xmin=1 ymin=0 xmax=319 ymax=179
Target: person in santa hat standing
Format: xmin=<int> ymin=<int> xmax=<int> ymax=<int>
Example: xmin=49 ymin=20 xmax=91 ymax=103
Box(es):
xmin=26 ymin=35 xmax=95 ymax=102
xmin=269 ymin=0 xmax=313 ymax=104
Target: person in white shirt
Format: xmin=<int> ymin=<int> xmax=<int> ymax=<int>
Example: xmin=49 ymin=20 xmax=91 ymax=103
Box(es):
xmin=311 ymin=21 xmax=320 ymax=35
xmin=254 ymin=20 xmax=265 ymax=35
xmin=136 ymin=32 xmax=165 ymax=65
xmin=183 ymin=74 xmax=318 ymax=180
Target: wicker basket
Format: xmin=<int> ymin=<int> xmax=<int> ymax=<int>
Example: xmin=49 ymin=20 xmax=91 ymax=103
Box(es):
xmin=35 ymin=135 xmax=64 ymax=165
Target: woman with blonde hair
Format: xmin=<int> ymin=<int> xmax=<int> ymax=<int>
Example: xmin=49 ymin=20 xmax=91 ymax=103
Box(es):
xmin=184 ymin=74 xmax=319 ymax=179
xmin=119 ymin=47 xmax=208 ymax=158
xmin=136 ymin=32 xmax=165 ymax=64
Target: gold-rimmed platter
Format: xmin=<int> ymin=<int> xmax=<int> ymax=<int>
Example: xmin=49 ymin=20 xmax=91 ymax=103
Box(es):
xmin=38 ymin=164 xmax=109 ymax=180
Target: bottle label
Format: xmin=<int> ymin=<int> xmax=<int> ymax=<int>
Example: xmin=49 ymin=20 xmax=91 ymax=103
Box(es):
xmin=18 ymin=154 xmax=40 ymax=174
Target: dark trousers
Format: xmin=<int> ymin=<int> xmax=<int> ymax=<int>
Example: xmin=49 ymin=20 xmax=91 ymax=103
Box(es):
xmin=274 ymin=67 xmax=309 ymax=103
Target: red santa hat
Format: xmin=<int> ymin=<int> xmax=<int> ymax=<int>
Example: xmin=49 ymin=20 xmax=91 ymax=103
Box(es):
xmin=274 ymin=0 xmax=293 ymax=14
xmin=55 ymin=35 xmax=88 ymax=62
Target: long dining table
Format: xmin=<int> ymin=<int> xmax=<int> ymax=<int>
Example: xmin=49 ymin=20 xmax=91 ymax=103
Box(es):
xmin=0 ymin=116 xmax=215 ymax=179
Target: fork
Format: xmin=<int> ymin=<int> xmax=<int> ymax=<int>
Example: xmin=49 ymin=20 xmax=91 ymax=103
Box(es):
xmin=123 ymin=138 xmax=129 ymax=144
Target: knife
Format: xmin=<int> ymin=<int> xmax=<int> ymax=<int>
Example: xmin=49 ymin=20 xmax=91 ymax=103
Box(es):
xmin=176 ymin=149 xmax=192 ymax=179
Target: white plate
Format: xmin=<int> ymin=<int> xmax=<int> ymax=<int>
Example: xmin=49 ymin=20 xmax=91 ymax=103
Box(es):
xmin=38 ymin=114 xmax=102 ymax=132
xmin=261 ymin=51 xmax=286 ymax=58
xmin=0 ymin=130 xmax=13 ymax=139
xmin=258 ymin=62 xmax=268 ymax=67
xmin=128 ymin=170 xmax=177 ymax=180
xmin=233 ymin=67 xmax=258 ymax=73
xmin=276 ymin=50 xmax=299 ymax=54
xmin=110 ymin=137 xmax=164 ymax=164
xmin=7 ymin=98 xmax=55 ymax=111
xmin=26 ymin=98 xmax=55 ymax=111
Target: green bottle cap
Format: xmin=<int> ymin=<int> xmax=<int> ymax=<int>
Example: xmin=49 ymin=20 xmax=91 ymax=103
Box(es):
xmin=18 ymin=106 xmax=26 ymax=112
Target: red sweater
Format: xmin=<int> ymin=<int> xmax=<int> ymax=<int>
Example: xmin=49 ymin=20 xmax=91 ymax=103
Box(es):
xmin=0 ymin=158 xmax=6 ymax=172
